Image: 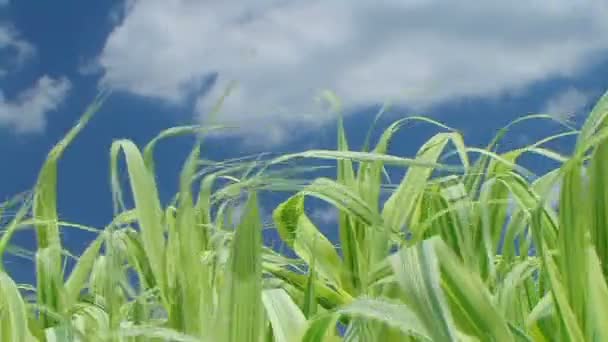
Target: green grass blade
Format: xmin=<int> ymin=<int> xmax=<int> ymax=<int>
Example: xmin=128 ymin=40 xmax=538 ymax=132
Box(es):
xmin=382 ymin=133 xmax=453 ymax=234
xmin=262 ymin=288 xmax=307 ymax=342
xmin=110 ymin=140 xmax=168 ymax=305
xmin=217 ymin=192 xmax=264 ymax=342
xmin=586 ymin=243 xmax=608 ymax=341
xmin=0 ymin=271 xmax=36 ymax=341
xmin=389 ymin=236 xmax=458 ymax=341
xmin=32 ymin=95 xmax=105 ymax=327
xmin=434 ymin=239 xmax=514 ymax=341
xmin=64 ymin=234 xmax=104 ymax=308
xmin=273 ymin=194 xmax=343 ymax=288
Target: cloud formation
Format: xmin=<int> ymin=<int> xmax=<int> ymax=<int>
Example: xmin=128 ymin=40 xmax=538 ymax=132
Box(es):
xmin=97 ymin=0 xmax=608 ymax=144
xmin=1 ymin=24 xmax=71 ymax=133
xmin=0 ymin=76 xmax=71 ymax=133
xmin=311 ymin=206 xmax=338 ymax=225
xmin=544 ymin=88 xmax=591 ymax=121
xmin=0 ymin=25 xmax=35 ymax=76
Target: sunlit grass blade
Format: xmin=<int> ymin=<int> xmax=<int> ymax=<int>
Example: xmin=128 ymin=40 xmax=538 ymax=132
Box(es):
xmin=110 ymin=139 xmax=168 ymax=306
xmin=273 ymin=194 xmax=343 ymax=288
xmin=165 ymin=141 xmax=207 ymax=335
xmin=588 ymin=136 xmax=608 ymax=276
xmin=434 ymin=239 xmax=514 ymax=341
xmin=64 ymin=234 xmax=104 ymax=308
xmin=541 ymin=241 xmax=585 ymax=341
xmin=262 ymin=288 xmax=307 ymax=342
xmin=585 ymin=242 xmax=608 ymax=341
xmin=382 ymin=133 xmax=453 ymax=234
xmin=556 ymin=160 xmax=588 ymax=328
xmin=216 ymin=192 xmax=264 ymax=342
xmin=576 ymin=89 xmax=608 ymax=150
xmin=32 ymin=94 xmax=106 ymax=328
xmin=389 ymin=236 xmax=458 ymax=341
xmin=0 ymin=270 xmax=36 ymax=341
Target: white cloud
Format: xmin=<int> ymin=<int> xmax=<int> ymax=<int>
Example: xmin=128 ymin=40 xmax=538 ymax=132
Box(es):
xmin=311 ymin=206 xmax=338 ymax=225
xmin=97 ymin=0 xmax=608 ymax=144
xmin=0 ymin=25 xmax=35 ymax=75
xmin=0 ymin=23 xmax=71 ymax=133
xmin=544 ymin=88 xmax=591 ymax=121
xmin=0 ymin=76 xmax=71 ymax=133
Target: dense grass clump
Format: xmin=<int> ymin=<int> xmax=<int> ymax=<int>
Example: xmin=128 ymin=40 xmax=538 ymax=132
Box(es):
xmin=1 ymin=90 xmax=608 ymax=341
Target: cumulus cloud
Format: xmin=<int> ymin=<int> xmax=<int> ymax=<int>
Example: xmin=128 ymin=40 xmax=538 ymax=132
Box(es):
xmin=0 ymin=25 xmax=35 ymax=76
xmin=544 ymin=88 xmax=591 ymax=121
xmin=97 ymin=0 xmax=608 ymax=144
xmin=0 ymin=21 xmax=71 ymax=133
xmin=0 ymin=76 xmax=71 ymax=133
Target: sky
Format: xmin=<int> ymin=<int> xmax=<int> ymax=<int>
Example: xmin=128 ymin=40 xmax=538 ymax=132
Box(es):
xmin=1 ymin=0 xmax=608 ymax=283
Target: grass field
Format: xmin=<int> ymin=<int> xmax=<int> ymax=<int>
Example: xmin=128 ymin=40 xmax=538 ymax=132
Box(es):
xmin=1 ymin=89 xmax=607 ymax=341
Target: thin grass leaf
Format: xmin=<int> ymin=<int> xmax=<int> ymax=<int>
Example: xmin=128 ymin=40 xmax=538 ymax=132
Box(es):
xmin=262 ymin=288 xmax=307 ymax=342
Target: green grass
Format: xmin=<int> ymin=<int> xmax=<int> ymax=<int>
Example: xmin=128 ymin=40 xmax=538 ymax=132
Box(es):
xmin=0 ymin=89 xmax=607 ymax=341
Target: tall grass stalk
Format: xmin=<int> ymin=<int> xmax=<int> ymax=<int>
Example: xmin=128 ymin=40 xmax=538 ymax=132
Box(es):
xmin=0 ymin=90 xmax=607 ymax=341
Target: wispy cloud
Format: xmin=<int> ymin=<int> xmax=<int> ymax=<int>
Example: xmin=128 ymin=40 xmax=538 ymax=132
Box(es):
xmin=0 ymin=24 xmax=35 ymax=75
xmin=0 ymin=76 xmax=71 ymax=133
xmin=311 ymin=206 xmax=338 ymax=225
xmin=543 ymin=88 xmax=591 ymax=121
xmin=97 ymin=0 xmax=608 ymax=145
xmin=1 ymin=23 xmax=71 ymax=133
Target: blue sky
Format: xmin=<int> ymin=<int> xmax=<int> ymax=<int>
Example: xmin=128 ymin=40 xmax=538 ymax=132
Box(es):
xmin=1 ymin=0 xmax=608 ymax=283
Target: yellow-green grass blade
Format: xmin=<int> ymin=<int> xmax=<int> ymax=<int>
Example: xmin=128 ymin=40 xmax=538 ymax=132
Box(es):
xmin=389 ymin=236 xmax=458 ymax=341
xmin=167 ymin=141 xmax=208 ymax=335
xmin=495 ymin=172 xmax=558 ymax=261
xmin=495 ymin=258 xmax=538 ymax=322
xmin=434 ymin=176 xmax=477 ymax=269
xmin=64 ymin=234 xmax=104 ymax=308
xmin=32 ymin=95 xmax=105 ymax=327
xmin=273 ymin=194 xmax=343 ymax=288
xmin=577 ymin=89 xmax=608 ymax=151
xmin=0 ymin=194 xmax=32 ymax=268
xmin=463 ymin=113 xmax=570 ymax=195
xmin=0 ymin=270 xmax=36 ymax=341
xmin=112 ymin=326 xmax=200 ymax=342
xmin=142 ymin=124 xmax=226 ymax=172
xmin=301 ymin=314 xmax=340 ymax=342
xmin=272 ymin=149 xmax=463 ymax=174
xmin=302 ymin=246 xmax=318 ymax=318
xmin=434 ymin=239 xmax=514 ymax=341
xmin=194 ymin=173 xmax=218 ymax=249
xmin=119 ymin=227 xmax=157 ymax=291
xmin=339 ymin=297 xmax=430 ymax=340
xmin=541 ymin=241 xmax=585 ymax=341
xmin=415 ymin=184 xmax=465 ymax=257
xmin=588 ymin=137 xmax=608 ymax=277
xmin=525 ymin=292 xmax=555 ymax=338
xmin=68 ymin=302 xmax=110 ymax=341
xmin=303 ymin=297 xmax=431 ymax=341
xmin=35 ymin=245 xmax=67 ymax=328
xmin=216 ymin=192 xmax=264 ymax=342
xmin=557 ymin=160 xmax=589 ymax=328
xmin=110 ymin=140 xmax=168 ymax=307
xmin=585 ymin=243 xmax=608 ymax=341
xmin=33 ymin=94 xmax=105 ymax=249
xmin=302 ymin=177 xmax=384 ymax=229
xmin=337 ymin=114 xmax=362 ymax=293
xmin=382 ymin=133 xmax=453 ymax=234
xmin=264 ymin=263 xmax=352 ymax=310
xmin=262 ymin=288 xmax=307 ymax=342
